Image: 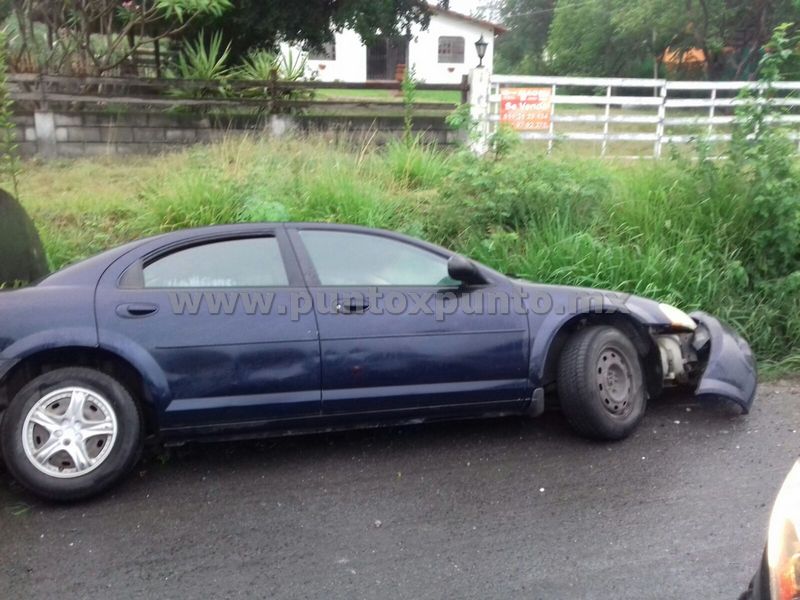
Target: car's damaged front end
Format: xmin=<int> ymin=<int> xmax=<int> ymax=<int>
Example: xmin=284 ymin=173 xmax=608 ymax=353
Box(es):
xmin=651 ymin=308 xmax=757 ymax=413
xmin=521 ymin=284 xmax=758 ymax=414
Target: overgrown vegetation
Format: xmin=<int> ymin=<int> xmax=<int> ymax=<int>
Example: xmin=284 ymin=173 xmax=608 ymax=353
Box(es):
xmin=401 ymin=67 xmax=417 ymax=145
xmin=2 ymin=0 xmax=431 ymax=76
xmin=9 ymin=129 xmax=799 ymax=372
xmin=0 ymin=29 xmax=47 ymax=287
xmin=168 ymin=34 xmax=310 ymax=108
xmin=5 ymin=20 xmax=799 ymax=373
xmin=5 ymin=0 xmax=232 ymax=75
xmin=0 ymin=31 xmax=19 ymax=197
xmin=173 ymin=30 xmax=232 ymax=82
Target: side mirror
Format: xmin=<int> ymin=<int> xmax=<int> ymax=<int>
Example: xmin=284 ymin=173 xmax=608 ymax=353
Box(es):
xmin=447 ymin=255 xmax=485 ymax=286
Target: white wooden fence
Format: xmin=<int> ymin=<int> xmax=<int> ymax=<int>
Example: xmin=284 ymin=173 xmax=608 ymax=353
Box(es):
xmin=477 ymin=74 xmax=800 ymax=158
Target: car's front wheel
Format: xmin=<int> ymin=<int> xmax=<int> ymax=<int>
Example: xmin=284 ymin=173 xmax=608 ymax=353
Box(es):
xmin=557 ymin=326 xmax=646 ymax=440
xmin=1 ymin=367 xmax=142 ymax=501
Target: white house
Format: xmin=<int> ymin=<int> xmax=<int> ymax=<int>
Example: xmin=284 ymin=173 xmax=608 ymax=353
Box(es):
xmin=282 ymin=7 xmax=505 ymax=84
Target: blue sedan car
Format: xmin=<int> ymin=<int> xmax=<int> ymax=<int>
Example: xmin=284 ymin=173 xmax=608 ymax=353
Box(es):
xmin=0 ymin=223 xmax=757 ymax=500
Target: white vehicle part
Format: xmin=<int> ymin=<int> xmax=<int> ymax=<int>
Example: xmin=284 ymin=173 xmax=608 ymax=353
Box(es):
xmin=657 ymin=335 xmax=687 ymax=383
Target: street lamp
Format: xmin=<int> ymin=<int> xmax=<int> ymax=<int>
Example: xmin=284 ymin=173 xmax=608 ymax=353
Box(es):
xmin=475 ymin=34 xmax=488 ymax=68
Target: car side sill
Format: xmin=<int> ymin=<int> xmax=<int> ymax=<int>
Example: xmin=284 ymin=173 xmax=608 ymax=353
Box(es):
xmin=159 ymin=399 xmax=526 ymax=445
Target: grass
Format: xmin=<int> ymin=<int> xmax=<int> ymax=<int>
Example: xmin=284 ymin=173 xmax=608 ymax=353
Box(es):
xmin=315 ymin=89 xmax=460 ymax=103
xmin=6 ymin=134 xmax=799 ymax=375
xmin=14 ymin=157 xmax=159 ymax=268
xmin=305 ymin=88 xmax=458 ymax=118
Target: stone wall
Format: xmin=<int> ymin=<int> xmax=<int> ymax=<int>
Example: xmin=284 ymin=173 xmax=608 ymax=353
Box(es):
xmin=13 ymin=111 xmax=458 ymax=158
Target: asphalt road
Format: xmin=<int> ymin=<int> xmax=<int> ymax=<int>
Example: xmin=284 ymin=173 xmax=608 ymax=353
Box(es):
xmin=1 ymin=382 xmax=799 ymax=600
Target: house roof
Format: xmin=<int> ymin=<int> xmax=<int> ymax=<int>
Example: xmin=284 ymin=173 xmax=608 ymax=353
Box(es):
xmin=429 ymin=7 xmax=508 ymax=35
xmin=661 ymin=47 xmax=707 ymax=65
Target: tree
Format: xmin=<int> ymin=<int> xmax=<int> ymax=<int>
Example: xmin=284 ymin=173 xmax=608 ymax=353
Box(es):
xmin=207 ymin=0 xmax=431 ymax=62
xmin=494 ymin=0 xmax=555 ymax=74
xmin=9 ymin=0 xmax=231 ymax=75
xmin=544 ymin=0 xmax=800 ymax=79
xmin=608 ymin=0 xmax=800 ymax=79
xmin=677 ymin=0 xmax=800 ymax=79
xmin=498 ymin=0 xmax=663 ymax=76
xmin=547 ymin=0 xmax=641 ymax=77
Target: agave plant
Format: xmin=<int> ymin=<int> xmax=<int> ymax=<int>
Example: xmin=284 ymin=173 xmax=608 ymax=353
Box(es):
xmin=232 ymin=47 xmax=312 ymax=110
xmin=233 ymin=49 xmax=278 ymax=101
xmin=173 ymin=30 xmax=231 ymax=89
xmin=276 ymin=49 xmax=307 ymax=81
xmin=234 ymin=49 xmax=278 ymax=81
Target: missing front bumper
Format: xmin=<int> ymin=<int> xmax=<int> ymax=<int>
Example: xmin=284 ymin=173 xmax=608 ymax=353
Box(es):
xmin=689 ymin=311 xmax=758 ymax=413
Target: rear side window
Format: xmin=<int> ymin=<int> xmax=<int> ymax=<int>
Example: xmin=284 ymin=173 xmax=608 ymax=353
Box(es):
xmin=143 ymin=237 xmax=288 ymax=288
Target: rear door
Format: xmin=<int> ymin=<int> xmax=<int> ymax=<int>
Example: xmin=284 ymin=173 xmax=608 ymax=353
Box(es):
xmin=288 ymin=226 xmax=530 ymax=415
xmin=95 ymin=228 xmax=321 ymax=429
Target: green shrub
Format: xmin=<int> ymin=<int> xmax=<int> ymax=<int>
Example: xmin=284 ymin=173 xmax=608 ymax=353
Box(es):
xmin=429 ymin=140 xmax=798 ymax=367
xmin=240 ymin=197 xmax=290 ymax=222
xmin=10 ymin=133 xmax=800 ymax=371
xmin=430 ymin=151 xmax=610 ymax=243
xmin=170 ymin=30 xmax=231 ymax=101
xmin=234 ymin=49 xmax=277 ymax=81
xmin=275 ymin=49 xmax=307 ymax=81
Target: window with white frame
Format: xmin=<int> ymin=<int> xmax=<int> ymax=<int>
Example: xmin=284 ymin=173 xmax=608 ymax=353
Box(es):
xmin=438 ymin=36 xmax=465 ymax=63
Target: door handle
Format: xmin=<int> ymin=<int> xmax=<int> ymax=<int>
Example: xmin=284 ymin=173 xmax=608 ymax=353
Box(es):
xmin=116 ymin=303 xmax=159 ymax=318
xmin=336 ymin=300 xmax=369 ymax=314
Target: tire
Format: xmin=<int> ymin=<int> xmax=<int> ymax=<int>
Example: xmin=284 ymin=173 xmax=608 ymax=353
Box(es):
xmin=557 ymin=326 xmax=646 ymax=441
xmin=0 ymin=367 xmax=142 ymax=501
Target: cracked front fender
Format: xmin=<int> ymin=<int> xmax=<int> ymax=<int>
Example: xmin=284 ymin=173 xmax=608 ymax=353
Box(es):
xmin=690 ymin=311 xmax=758 ymax=413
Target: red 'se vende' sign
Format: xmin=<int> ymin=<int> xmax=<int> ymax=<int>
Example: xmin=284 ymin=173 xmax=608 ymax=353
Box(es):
xmin=499 ymin=87 xmax=553 ymax=131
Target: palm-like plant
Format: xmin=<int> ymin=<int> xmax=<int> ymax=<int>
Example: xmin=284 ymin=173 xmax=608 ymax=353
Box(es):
xmin=234 ymin=49 xmax=278 ymax=81
xmin=174 ymin=30 xmax=231 ymax=82
xmin=233 ymin=48 xmax=312 ymax=109
xmin=232 ymin=49 xmax=279 ymax=102
xmin=170 ymin=30 xmax=231 ymax=99
xmin=276 ymin=49 xmax=307 ymax=81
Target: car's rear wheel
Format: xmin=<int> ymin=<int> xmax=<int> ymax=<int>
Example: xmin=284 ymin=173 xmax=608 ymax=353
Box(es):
xmin=1 ymin=367 xmax=142 ymax=501
xmin=557 ymin=326 xmax=646 ymax=440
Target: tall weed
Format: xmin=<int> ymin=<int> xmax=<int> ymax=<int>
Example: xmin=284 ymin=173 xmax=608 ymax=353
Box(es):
xmin=12 ymin=126 xmax=800 ymax=367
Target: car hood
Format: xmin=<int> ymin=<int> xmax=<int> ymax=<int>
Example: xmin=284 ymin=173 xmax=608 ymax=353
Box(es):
xmin=512 ymin=280 xmax=673 ymax=327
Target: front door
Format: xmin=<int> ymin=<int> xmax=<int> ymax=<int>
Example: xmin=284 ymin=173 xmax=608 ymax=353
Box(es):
xmin=366 ymin=37 xmax=408 ymax=80
xmin=288 ymin=227 xmax=530 ymax=415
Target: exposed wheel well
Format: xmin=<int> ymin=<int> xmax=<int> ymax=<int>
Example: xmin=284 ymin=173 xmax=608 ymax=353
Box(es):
xmin=541 ymin=313 xmax=663 ymax=401
xmin=0 ymin=347 xmax=158 ymax=436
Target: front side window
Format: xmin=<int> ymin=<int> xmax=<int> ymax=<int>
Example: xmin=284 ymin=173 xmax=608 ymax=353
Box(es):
xmin=299 ymin=230 xmax=457 ymax=286
xmin=438 ymin=36 xmax=465 ymax=63
xmin=143 ymin=237 xmax=288 ymax=288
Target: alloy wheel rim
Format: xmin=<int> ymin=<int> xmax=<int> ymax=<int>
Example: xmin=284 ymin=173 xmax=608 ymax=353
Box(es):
xmin=22 ymin=387 xmax=118 ymax=479
xmin=595 ymin=346 xmax=634 ymax=417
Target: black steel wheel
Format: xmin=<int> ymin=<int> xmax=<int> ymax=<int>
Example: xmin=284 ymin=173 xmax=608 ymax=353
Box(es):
xmin=557 ymin=326 xmax=646 ymax=440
